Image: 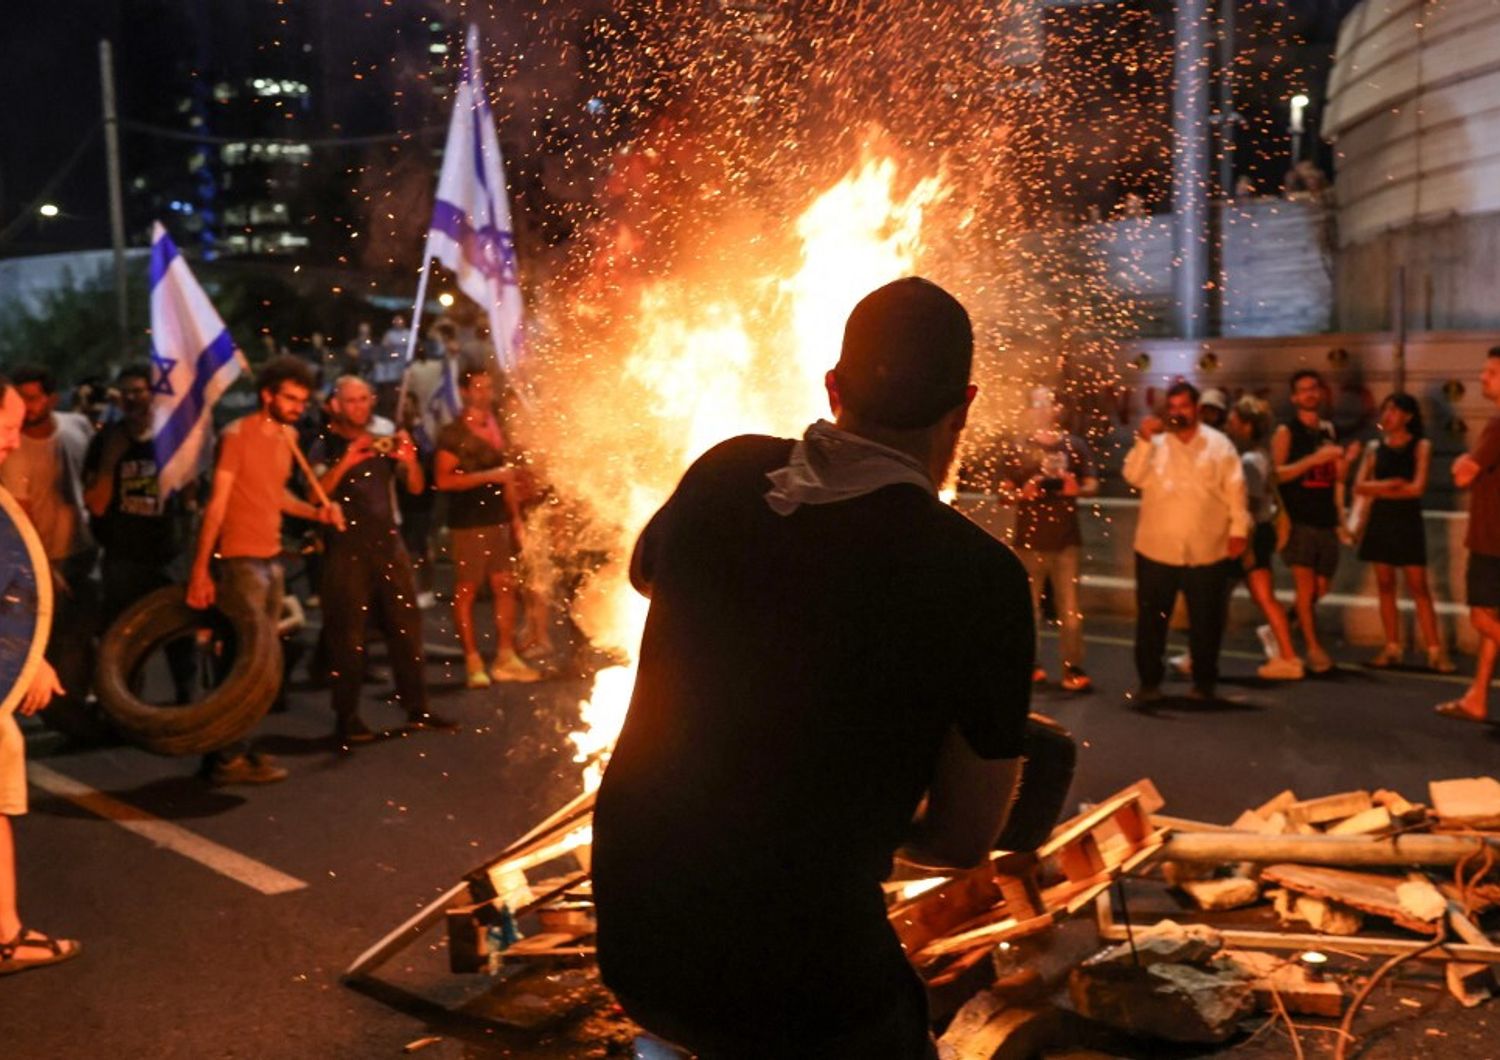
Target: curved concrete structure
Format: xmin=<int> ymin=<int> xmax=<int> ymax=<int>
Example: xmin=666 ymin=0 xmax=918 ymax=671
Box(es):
xmin=1325 ymin=0 xmax=1500 ymax=330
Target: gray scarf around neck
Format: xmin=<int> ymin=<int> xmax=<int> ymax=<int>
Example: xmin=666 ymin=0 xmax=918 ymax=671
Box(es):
xmin=764 ymin=420 xmax=934 ymax=516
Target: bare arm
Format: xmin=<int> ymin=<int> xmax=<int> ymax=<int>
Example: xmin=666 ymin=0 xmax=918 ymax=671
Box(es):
xmin=434 ymin=449 xmax=508 ymax=492
xmin=1273 ymin=424 xmax=1344 ymax=483
xmin=1386 ymin=439 xmax=1432 ymax=500
xmin=901 ymin=730 xmax=1023 ymax=870
xmin=83 ymin=430 xmax=128 ymax=518
xmin=186 ymin=462 xmax=238 ymax=608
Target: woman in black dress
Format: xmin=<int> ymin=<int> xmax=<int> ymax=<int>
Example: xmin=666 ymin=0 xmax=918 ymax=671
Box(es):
xmin=1353 ymin=394 xmax=1454 ymax=671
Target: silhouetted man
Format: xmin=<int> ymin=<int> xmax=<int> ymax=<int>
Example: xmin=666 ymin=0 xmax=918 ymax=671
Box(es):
xmin=593 ymin=278 xmax=1033 ymax=1058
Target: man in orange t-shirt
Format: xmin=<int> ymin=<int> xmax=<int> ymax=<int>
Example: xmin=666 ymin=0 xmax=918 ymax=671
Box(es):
xmin=186 ymin=356 xmax=343 ymax=784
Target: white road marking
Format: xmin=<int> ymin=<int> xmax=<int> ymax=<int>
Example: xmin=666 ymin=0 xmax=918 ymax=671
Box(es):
xmin=25 ymin=763 xmax=308 ymax=896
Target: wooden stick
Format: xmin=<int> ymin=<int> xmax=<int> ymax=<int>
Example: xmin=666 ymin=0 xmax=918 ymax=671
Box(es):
xmin=282 ymin=429 xmax=337 ymax=510
xmin=1162 ymin=831 xmax=1500 ymax=867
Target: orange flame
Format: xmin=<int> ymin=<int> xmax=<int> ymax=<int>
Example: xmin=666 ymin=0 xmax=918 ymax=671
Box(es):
xmin=566 ymin=155 xmax=946 ymax=793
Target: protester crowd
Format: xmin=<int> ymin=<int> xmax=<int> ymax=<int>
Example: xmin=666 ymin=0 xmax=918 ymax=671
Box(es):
xmin=999 ymin=360 xmax=1500 ymax=724
xmin=0 ymin=315 xmax=582 ymax=784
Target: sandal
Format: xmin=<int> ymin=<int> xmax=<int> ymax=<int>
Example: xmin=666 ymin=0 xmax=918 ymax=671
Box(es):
xmin=1435 ymin=700 xmax=1492 ymax=725
xmin=0 ymin=926 xmax=81 ymax=976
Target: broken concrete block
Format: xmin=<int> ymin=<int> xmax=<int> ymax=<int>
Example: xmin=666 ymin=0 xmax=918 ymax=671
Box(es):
xmin=1070 ymin=956 xmax=1255 ymax=1043
xmin=1326 ymin=806 xmax=1392 ymax=836
xmin=1179 ymin=877 xmax=1261 ymax=911
xmin=1092 ymin=919 xmax=1224 ymax=968
xmin=1286 ymin=791 xmax=1373 ymax=827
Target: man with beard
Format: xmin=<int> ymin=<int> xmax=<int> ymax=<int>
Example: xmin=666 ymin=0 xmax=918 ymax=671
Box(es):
xmin=593 ymin=278 xmax=1032 ymax=1058
xmin=311 ymin=376 xmax=454 ymax=743
xmin=1123 ymin=382 xmax=1249 ymax=702
xmin=187 ymin=356 xmax=343 ymax=785
xmin=83 ymin=365 xmax=196 ymax=702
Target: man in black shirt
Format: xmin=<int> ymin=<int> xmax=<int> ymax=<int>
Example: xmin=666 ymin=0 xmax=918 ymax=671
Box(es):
xmin=83 ymin=365 xmax=194 ymax=702
xmin=311 ymin=376 xmax=453 ymax=743
xmin=593 ymin=278 xmax=1033 ymax=1058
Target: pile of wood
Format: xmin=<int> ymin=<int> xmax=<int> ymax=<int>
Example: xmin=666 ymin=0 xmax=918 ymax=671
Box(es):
xmin=1106 ymin=776 xmax=1500 ymax=1013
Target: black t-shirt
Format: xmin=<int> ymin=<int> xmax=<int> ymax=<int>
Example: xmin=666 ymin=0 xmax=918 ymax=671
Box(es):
xmin=1006 ymin=431 xmax=1094 ymax=551
xmin=83 ymin=424 xmax=178 ymax=565
xmin=308 ymin=430 xmax=403 ymax=549
xmin=434 ymin=417 xmax=509 ymax=529
xmin=592 ymin=435 xmax=1033 ymax=1045
xmin=1281 ymin=417 xmax=1338 ymax=528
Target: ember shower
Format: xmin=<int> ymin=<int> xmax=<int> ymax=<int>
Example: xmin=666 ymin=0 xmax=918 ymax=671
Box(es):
xmin=434 ymin=0 xmax=1153 ymax=778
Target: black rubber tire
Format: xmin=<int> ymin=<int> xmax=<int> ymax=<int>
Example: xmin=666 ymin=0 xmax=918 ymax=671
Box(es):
xmin=94 ymin=585 xmax=282 ymax=756
xmin=994 ymin=712 xmax=1079 ymax=853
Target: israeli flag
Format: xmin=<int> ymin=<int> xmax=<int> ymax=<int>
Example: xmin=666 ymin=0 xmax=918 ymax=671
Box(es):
xmin=148 ymin=222 xmax=244 ymax=505
xmin=425 ymin=24 xmax=524 ymax=374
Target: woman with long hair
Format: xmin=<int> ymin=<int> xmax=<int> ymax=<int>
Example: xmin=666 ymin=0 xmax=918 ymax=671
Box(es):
xmin=1227 ymin=396 xmax=1303 ymax=679
xmin=1354 ymin=393 xmax=1455 ymax=671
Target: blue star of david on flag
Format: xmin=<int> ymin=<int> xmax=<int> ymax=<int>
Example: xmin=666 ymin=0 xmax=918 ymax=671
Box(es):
xmin=149 ymin=348 xmax=177 ymax=396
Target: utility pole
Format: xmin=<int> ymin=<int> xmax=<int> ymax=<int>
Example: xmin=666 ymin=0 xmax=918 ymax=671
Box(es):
xmin=100 ymin=38 xmax=129 ymax=350
xmin=1172 ymin=0 xmax=1212 ymax=339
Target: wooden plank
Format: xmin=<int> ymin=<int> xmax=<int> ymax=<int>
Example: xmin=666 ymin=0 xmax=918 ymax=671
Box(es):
xmin=1036 ymin=792 xmax=1141 ymax=860
xmin=1286 ymin=791 xmax=1373 ymax=827
xmin=1095 ymin=892 xmax=1500 ymax=964
xmin=1430 ymin=777 xmax=1500 ymax=829
xmin=1255 ymin=789 xmax=1299 ymax=817
xmin=1057 ymin=834 xmax=1107 ymax=883
xmin=1326 ymin=806 xmax=1393 ymax=836
xmin=1161 ymin=830 xmax=1500 ymax=867
xmin=1262 ymin=863 xmax=1441 ymax=933
xmin=913 ymin=913 xmax=1057 ymax=963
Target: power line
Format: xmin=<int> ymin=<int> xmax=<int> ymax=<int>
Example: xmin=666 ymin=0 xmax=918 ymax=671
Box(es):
xmin=122 ymin=119 xmax=446 ymax=148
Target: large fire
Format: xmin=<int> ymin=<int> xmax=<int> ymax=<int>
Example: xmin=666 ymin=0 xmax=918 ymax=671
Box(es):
xmin=563 ymin=155 xmax=947 ymax=796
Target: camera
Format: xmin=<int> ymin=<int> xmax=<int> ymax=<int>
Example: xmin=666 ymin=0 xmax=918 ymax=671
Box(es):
xmin=1165 ymin=413 xmax=1189 ymax=430
xmin=370 ymin=435 xmax=398 ymax=455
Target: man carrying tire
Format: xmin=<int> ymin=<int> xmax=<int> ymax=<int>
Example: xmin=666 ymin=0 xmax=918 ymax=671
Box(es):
xmin=311 ymin=376 xmax=454 ymax=743
xmin=186 ymin=356 xmax=343 ymax=786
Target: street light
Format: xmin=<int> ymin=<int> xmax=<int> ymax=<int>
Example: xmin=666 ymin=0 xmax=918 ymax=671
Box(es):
xmin=38 ymin=203 xmax=59 ymax=218
xmin=1289 ymin=92 xmax=1311 ymax=163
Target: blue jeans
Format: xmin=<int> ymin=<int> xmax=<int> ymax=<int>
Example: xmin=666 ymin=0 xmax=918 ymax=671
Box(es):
xmin=203 ymin=557 xmax=284 ymax=768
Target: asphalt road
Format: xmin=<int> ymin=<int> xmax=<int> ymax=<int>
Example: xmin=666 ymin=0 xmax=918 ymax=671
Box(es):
xmin=7 ymin=606 xmax=1499 ymax=1059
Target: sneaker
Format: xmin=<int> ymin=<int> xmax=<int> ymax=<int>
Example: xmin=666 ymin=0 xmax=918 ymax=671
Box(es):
xmin=336 ymin=718 xmax=377 ymax=744
xmin=1256 ymin=624 xmax=1279 ymax=661
xmin=465 ymin=653 xmax=492 ymax=689
xmin=416 ymin=591 xmax=437 ymax=610
xmin=1368 ymin=643 xmax=1402 ymax=669
xmin=1060 ymin=666 xmax=1093 ymax=693
xmin=407 ymin=711 xmax=460 ymax=731
xmin=209 ymin=752 xmax=288 ymax=786
xmin=490 ymin=650 xmax=541 ymax=683
xmin=1169 ymin=653 xmax=1192 ymax=677
xmin=1032 ymin=667 xmax=1048 ymax=684
xmin=1426 ymin=647 xmax=1458 ymax=674
xmin=1257 ymin=656 xmax=1305 ymax=681
xmin=1305 ymin=646 xmax=1334 ymax=674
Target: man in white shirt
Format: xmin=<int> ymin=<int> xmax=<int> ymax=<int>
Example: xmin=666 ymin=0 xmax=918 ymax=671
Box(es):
xmin=1123 ymin=382 xmax=1250 ymax=701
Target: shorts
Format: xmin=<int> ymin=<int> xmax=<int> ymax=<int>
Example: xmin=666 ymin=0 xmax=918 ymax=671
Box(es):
xmin=0 ymin=711 xmax=26 ymax=816
xmin=1467 ymin=553 xmax=1500 ymax=610
xmin=1282 ymin=522 xmax=1340 ymax=577
xmin=450 ymin=524 xmax=517 ymax=582
xmin=1247 ymin=521 xmax=1277 ymax=572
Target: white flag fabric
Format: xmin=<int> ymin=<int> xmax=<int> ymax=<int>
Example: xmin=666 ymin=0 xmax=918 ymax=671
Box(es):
xmin=426 ymin=24 xmax=524 ymax=375
xmin=148 ymin=222 xmax=244 ymax=505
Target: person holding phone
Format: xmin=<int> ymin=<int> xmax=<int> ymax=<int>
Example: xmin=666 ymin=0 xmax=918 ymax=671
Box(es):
xmin=1002 ymin=386 xmax=1098 ymax=692
xmin=1123 ymin=381 xmax=1250 ymax=702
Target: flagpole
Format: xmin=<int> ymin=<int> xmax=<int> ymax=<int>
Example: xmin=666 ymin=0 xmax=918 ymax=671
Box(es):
xmin=394 ymin=244 xmax=435 ymax=422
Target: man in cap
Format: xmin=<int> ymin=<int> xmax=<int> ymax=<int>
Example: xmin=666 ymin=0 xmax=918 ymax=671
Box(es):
xmin=593 ymin=278 xmax=1034 ymax=1057
xmin=1198 ymin=388 xmax=1229 ymax=430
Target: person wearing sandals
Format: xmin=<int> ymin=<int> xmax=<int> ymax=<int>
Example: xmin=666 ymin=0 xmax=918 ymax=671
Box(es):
xmin=1352 ymin=394 xmax=1455 ymax=673
xmin=1226 ymin=396 xmax=1303 ymax=680
xmin=0 ymin=377 xmax=80 ymax=976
